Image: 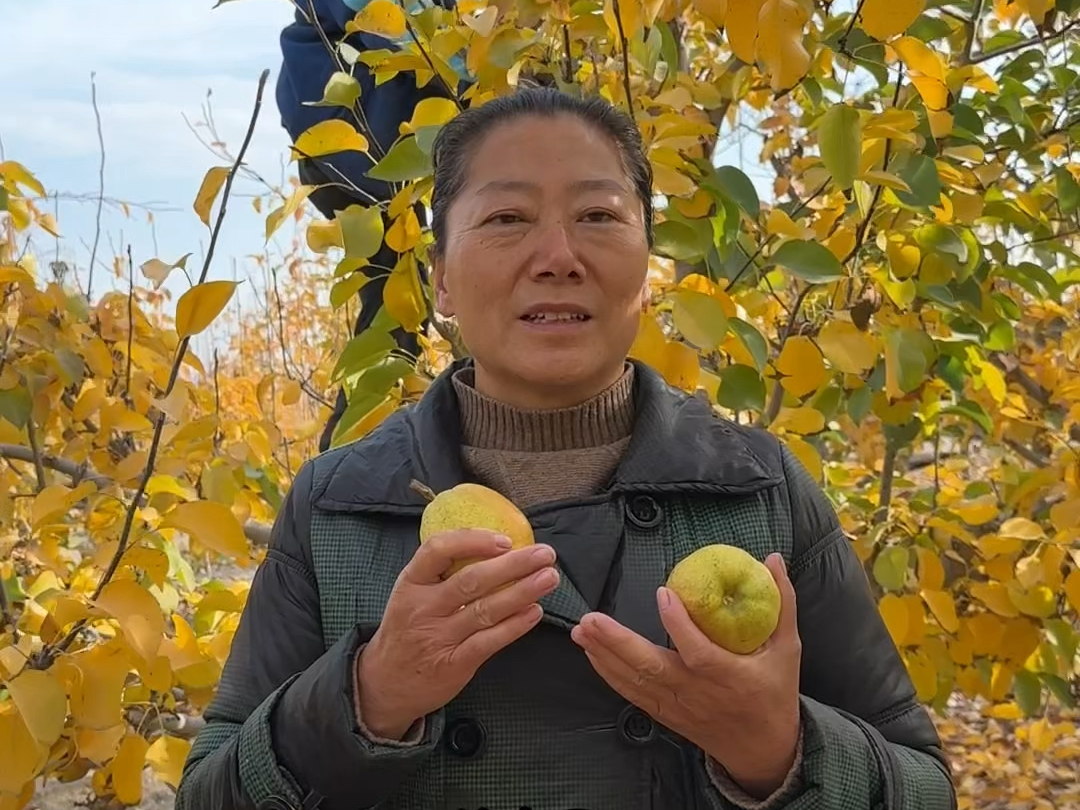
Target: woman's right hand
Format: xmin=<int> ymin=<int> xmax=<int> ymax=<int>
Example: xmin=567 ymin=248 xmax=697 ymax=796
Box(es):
xmin=355 ymin=530 xmax=560 ymax=740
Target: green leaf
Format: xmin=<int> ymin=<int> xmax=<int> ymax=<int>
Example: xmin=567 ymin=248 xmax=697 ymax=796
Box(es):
xmin=0 ymin=385 xmax=33 ymax=428
xmin=366 ymin=136 xmax=432 ymax=182
xmin=984 ymin=320 xmax=1015 ymax=351
xmin=872 ymin=546 xmax=910 ymax=591
xmin=982 ymin=29 xmax=1028 ymax=54
xmin=847 ymin=384 xmax=872 ymax=424
xmin=1041 ymin=673 xmax=1076 ymax=709
xmin=671 ymin=291 xmax=729 ymax=350
xmin=895 ymin=154 xmax=942 ymax=208
xmin=332 ymin=328 xmax=397 ymax=383
xmin=772 ymin=239 xmax=845 ymax=282
xmin=914 ymin=224 xmax=967 ymax=263
xmin=1044 ymin=620 xmax=1078 ymax=673
xmin=330 ymin=272 xmax=371 ymax=309
xmin=1056 ymin=167 xmax=1080 ymax=214
xmin=338 ymin=205 xmax=385 ymax=259
xmin=414 ymin=125 xmax=442 ymax=156
xmin=654 ymin=220 xmax=708 ymax=262
xmin=712 ymin=166 xmax=760 ymax=219
xmin=941 ymin=399 xmax=992 ymax=434
xmin=303 ymin=71 xmax=361 ymax=109
xmin=716 ymin=364 xmax=766 ymax=412
xmin=1013 ymin=670 xmax=1042 ymax=717
xmin=729 ymin=318 xmax=769 ymax=372
xmin=884 ymin=327 xmax=934 ymax=395
xmin=818 ymin=104 xmax=862 ymax=189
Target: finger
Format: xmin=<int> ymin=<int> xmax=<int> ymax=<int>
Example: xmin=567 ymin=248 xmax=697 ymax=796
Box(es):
xmin=451 ymin=602 xmax=544 ymax=668
xmin=762 ymin=553 xmax=800 ymax=650
xmin=577 ymin=643 xmax=668 ymax=723
xmin=434 ymin=544 xmax=558 ymax=614
xmin=655 ymin=587 xmax=724 ymax=670
xmin=445 ymin=565 xmax=560 ymax=640
xmin=572 ymin=612 xmax=675 ymax=686
xmin=405 ymin=529 xmax=513 ymax=585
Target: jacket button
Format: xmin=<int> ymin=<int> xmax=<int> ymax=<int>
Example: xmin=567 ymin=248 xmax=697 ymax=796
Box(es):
xmin=627 ymin=495 xmax=662 ymax=529
xmin=446 ymin=717 xmax=486 ymax=758
xmin=618 ymin=705 xmax=656 ymax=745
xmin=258 ymin=797 xmax=295 ymax=810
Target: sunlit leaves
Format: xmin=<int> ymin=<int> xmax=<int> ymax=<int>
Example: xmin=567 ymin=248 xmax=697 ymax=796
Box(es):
xmin=383 ymin=255 xmax=427 ymax=333
xmin=160 ymin=501 xmax=251 ymax=563
xmin=345 ymin=0 xmax=407 ymax=39
xmin=771 ymin=239 xmax=844 ymax=282
xmin=671 ymin=290 xmax=728 ymax=350
xmin=367 ymin=136 xmax=432 ymax=182
xmin=304 ymin=71 xmax=362 ymax=109
xmin=266 ymin=185 xmax=316 ymax=241
xmin=818 ymin=105 xmax=862 ymax=190
xmin=94 ymin=580 xmax=165 ymax=664
xmin=175 ymin=280 xmax=240 ymax=339
xmin=290 ymin=120 xmax=370 ymax=162
xmin=193 ymin=166 xmax=230 ymax=227
xmin=817 ymin=320 xmax=879 ymax=374
xmin=755 ymin=0 xmax=811 ymax=91
xmin=858 ymin=0 xmax=924 ymax=40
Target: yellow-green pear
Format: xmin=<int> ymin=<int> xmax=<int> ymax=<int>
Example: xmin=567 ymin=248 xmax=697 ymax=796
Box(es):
xmin=412 ymin=480 xmax=534 ymax=576
xmin=665 ymin=544 xmax=781 ymax=654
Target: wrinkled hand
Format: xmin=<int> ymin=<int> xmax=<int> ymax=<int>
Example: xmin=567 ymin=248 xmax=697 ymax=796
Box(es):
xmin=570 ymin=553 xmax=802 ymax=799
xmin=357 ymin=531 xmax=560 ymax=739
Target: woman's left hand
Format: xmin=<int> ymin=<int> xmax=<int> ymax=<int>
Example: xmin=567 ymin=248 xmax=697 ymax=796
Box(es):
xmin=570 ymin=553 xmax=802 ymax=800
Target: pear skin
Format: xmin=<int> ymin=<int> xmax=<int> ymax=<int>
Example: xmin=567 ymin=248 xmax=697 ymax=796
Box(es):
xmin=414 ymin=481 xmax=534 ymax=576
xmin=665 ymin=544 xmax=781 ymax=654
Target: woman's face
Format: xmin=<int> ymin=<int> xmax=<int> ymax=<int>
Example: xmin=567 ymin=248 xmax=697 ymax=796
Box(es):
xmin=432 ymin=113 xmax=651 ymax=409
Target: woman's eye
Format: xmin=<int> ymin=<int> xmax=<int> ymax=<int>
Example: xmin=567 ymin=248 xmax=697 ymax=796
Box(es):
xmin=487 ymin=212 xmax=524 ymax=225
xmin=582 ymin=210 xmax=617 ymax=222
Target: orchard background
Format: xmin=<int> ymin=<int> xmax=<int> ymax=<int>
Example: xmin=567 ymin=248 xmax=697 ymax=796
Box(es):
xmin=1 ymin=0 xmax=1079 ymax=807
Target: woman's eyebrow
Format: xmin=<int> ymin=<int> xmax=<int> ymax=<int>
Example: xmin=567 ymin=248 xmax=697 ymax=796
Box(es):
xmin=474 ymin=178 xmax=631 ymax=196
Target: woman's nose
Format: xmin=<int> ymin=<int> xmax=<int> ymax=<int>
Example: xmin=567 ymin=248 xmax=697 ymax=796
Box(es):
xmin=528 ymin=219 xmax=584 ymax=279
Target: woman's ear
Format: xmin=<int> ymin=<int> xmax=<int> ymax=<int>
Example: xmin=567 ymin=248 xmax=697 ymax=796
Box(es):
xmin=639 ymin=277 xmax=651 ymax=312
xmin=431 ymin=252 xmax=455 ymax=317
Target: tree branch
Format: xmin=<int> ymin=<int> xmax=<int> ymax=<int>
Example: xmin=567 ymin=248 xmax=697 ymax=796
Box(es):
xmin=758 ymin=283 xmax=813 ymax=428
xmin=611 ymin=0 xmax=636 ymax=122
xmin=962 ymin=0 xmax=985 ymax=64
xmin=838 ymin=0 xmax=870 ymax=55
xmin=874 ymin=441 xmax=897 ymax=524
xmin=25 ymin=422 xmax=47 ymax=492
xmin=125 ymin=244 xmax=135 ymax=403
xmin=970 ymin=18 xmax=1079 ymax=64
xmin=86 ymin=72 xmax=105 ymax=303
xmin=34 ymin=69 xmax=272 ymax=670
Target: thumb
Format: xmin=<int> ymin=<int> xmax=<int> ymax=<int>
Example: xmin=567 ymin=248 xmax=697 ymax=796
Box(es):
xmin=764 ymin=553 xmax=799 ymax=648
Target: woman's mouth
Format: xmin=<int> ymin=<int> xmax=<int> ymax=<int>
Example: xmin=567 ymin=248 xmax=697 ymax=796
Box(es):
xmin=521 ymin=311 xmax=591 ymax=324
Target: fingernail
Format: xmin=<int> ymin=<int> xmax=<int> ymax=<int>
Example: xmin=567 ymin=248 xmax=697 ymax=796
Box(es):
xmin=495 ymin=535 xmax=513 ymax=549
xmin=657 ymin=586 xmax=671 ymax=610
xmin=533 ymin=545 xmax=556 ymax=563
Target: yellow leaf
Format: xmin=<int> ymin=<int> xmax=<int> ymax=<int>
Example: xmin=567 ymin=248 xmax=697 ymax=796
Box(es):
xmin=385 ymin=207 xmax=422 ymax=253
xmin=661 ymin=340 xmax=701 ymax=391
xmin=953 ymin=495 xmax=997 ymax=525
xmin=771 ymin=407 xmax=825 ymax=435
xmin=879 ymin=593 xmax=909 ymax=646
xmin=892 ymin=36 xmax=945 ymax=80
xmin=0 ymin=703 xmax=47 ymax=795
xmin=970 ymin=581 xmax=1020 ymax=617
xmin=856 ymin=170 xmax=912 ymax=193
xmin=383 ymin=256 xmax=426 ymax=333
xmin=999 ymin=517 xmax=1044 ymax=541
xmin=886 ymin=235 xmax=921 ymax=279
xmin=265 ymin=185 xmax=316 ymax=241
xmin=1008 ymin=582 xmax=1056 ymax=618
xmin=290 ymin=120 xmax=370 ymax=162
xmin=306 ymin=219 xmax=344 ymax=253
xmin=974 ymin=358 xmax=1006 ymax=403
xmin=112 ymin=733 xmax=149 ymax=805
xmin=691 ymin=0 xmax=728 ymax=26
xmin=927 ymin=109 xmax=953 ymax=137
xmin=175 ymin=280 xmax=240 ymax=340
xmin=603 ymin=0 xmax=643 ymax=40
xmin=0 ymin=264 xmax=35 ymax=285
xmin=921 ymin=589 xmax=959 ymax=633
xmin=859 ymin=0 xmax=924 ymax=40
xmin=32 ymin=481 xmax=96 ymax=528
xmin=76 ymin=724 xmax=126 ymax=763
xmin=630 ymin=311 xmax=668 ymax=369
xmin=281 ymin=379 xmax=302 ymax=406
xmin=784 ymin=435 xmax=823 ymax=481
xmin=725 ymin=0 xmax=765 ymax=63
xmin=756 ymin=0 xmax=811 ymax=91
xmin=345 ymin=0 xmax=407 ymax=39
xmin=64 ymin=642 xmax=132 ymax=731
xmin=817 ymin=320 xmax=879 ymax=374
xmin=146 ymin=735 xmax=191 ymax=789
xmin=161 ymin=500 xmax=251 ymax=563
xmin=915 ymin=547 xmax=945 ymax=590
xmin=0 ymin=160 xmax=46 ymax=196
xmin=1050 ymin=499 xmax=1080 ymax=533
xmin=766 ymin=208 xmax=813 ymax=239
xmin=6 ymin=669 xmax=67 ymax=746
xmin=193 ymin=166 xmax=230 ymax=227
xmin=94 ymin=580 xmax=165 ymax=664
xmin=775 ymin=336 xmax=827 ymax=398
xmin=1029 ymin=717 xmax=1054 ymax=752
xmin=401 ymin=98 xmax=459 ymax=134
xmin=905 ymin=648 xmax=937 ymax=701
xmin=1000 ymin=617 xmax=1040 ymax=664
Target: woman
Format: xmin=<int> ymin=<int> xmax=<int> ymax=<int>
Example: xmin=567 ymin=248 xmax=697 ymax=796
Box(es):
xmin=175 ymin=87 xmax=956 ymax=810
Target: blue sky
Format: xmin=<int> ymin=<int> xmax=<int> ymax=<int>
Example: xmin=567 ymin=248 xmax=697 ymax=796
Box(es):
xmin=0 ymin=0 xmax=298 ymax=316
xmin=1 ymin=0 xmax=771 ymax=345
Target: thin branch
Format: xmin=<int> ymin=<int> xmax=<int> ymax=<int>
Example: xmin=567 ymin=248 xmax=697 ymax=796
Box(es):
xmin=0 ymin=444 xmax=110 ymax=489
xmin=874 ymin=441 xmax=897 ymax=523
xmin=561 ymin=24 xmax=574 ymax=83
xmin=1004 ymin=437 xmax=1049 ymax=468
xmin=758 ymin=283 xmax=813 ymax=428
xmin=35 ymin=68 xmax=272 ymax=670
xmin=86 ymin=72 xmax=106 ymax=303
xmin=962 ymin=0 xmax=985 ymax=64
xmin=0 ymin=571 xmax=12 ymax=641
xmin=26 ymin=422 xmax=47 ymax=492
xmin=611 ymin=0 xmax=636 ymax=122
xmin=970 ymin=19 xmax=1080 ymax=64
xmin=125 ymin=244 xmax=135 ymax=403
xmin=838 ymin=0 xmax=870 ymax=55
xmin=403 ymin=18 xmax=462 ymax=115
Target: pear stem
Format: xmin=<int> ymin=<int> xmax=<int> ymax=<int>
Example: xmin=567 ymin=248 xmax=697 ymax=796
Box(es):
xmin=409 ymin=479 xmax=437 ymax=502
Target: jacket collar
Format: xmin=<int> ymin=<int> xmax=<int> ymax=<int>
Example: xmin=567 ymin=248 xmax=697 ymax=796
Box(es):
xmin=313 ymin=357 xmax=782 ymax=514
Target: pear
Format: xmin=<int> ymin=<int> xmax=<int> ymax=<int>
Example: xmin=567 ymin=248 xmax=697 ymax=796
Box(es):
xmin=411 ymin=480 xmax=534 ymax=576
xmin=665 ymin=543 xmax=781 ymax=654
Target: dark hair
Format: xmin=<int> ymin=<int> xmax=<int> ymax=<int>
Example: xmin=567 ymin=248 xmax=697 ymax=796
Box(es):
xmin=428 ymin=86 xmax=654 ymax=257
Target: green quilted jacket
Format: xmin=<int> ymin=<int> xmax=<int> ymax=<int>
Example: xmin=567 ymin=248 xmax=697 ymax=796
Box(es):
xmin=175 ymin=359 xmax=957 ymax=810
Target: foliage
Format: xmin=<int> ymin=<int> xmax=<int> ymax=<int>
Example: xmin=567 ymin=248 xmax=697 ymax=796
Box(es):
xmin=2 ymin=0 xmax=1080 ymax=806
